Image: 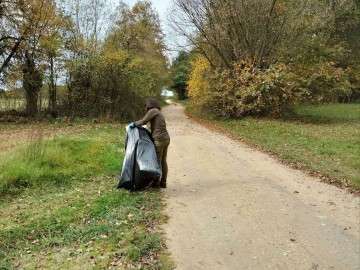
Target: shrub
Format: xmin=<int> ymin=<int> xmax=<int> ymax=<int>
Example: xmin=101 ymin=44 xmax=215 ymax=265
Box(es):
xmin=294 ymin=62 xmax=352 ymax=104
xmin=64 ymin=51 xmax=163 ymax=120
xmin=189 ymin=61 xmax=301 ymax=118
xmin=345 ymin=63 xmax=360 ymax=102
xmin=189 ymin=58 xmax=355 ymax=118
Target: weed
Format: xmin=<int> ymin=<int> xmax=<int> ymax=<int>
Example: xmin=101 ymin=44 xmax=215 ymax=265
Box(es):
xmin=26 ymin=128 xmax=49 ymax=161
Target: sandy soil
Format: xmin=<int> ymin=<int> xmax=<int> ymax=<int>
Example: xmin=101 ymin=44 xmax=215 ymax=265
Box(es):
xmin=162 ymin=102 xmax=360 ymax=270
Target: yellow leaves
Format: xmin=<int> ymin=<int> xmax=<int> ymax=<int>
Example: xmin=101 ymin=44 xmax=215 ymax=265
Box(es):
xmin=4 ymin=0 xmax=70 ymax=59
xmin=188 ymin=59 xmax=305 ymax=118
xmin=188 ymin=55 xmax=211 ymax=100
xmin=102 ymin=51 xmax=129 ymax=65
xmin=24 ymin=0 xmax=59 ymax=33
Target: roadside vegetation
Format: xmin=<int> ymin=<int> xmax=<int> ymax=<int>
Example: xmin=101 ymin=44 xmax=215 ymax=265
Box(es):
xmin=0 ymin=123 xmax=172 ymax=269
xmin=186 ymin=103 xmax=360 ymax=191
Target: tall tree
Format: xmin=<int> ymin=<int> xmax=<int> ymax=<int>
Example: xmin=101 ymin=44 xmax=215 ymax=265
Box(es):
xmin=108 ymin=1 xmax=165 ymax=55
xmin=0 ymin=1 xmax=28 ymax=77
xmin=1 ymin=0 xmax=70 ymax=116
xmin=171 ymin=51 xmax=191 ymax=100
xmin=59 ymin=0 xmax=117 ymax=114
xmin=169 ymin=0 xmax=334 ymax=69
xmin=59 ymin=0 xmax=115 ymax=55
xmin=65 ymin=0 xmax=169 ymax=119
xmin=106 ymin=1 xmax=168 ymax=89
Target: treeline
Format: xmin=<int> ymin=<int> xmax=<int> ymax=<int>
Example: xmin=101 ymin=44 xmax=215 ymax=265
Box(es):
xmin=170 ymin=0 xmax=360 ymax=118
xmin=0 ymin=0 xmax=168 ymax=119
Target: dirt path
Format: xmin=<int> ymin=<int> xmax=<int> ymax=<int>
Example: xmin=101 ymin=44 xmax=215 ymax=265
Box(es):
xmin=162 ymin=103 xmax=360 ymax=270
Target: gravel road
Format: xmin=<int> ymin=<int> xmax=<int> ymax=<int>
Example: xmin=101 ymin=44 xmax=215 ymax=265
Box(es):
xmin=162 ymin=102 xmax=360 ymax=270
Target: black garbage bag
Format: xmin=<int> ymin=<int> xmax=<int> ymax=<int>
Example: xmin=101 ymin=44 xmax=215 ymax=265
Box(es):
xmin=118 ymin=125 xmax=161 ymax=190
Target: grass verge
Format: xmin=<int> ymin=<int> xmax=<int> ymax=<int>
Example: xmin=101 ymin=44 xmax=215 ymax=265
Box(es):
xmin=0 ymin=123 xmax=173 ymax=269
xmin=187 ymin=103 xmax=360 ymax=192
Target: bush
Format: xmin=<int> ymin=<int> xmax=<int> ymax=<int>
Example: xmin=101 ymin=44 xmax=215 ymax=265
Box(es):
xmin=345 ymin=63 xmax=360 ymax=102
xmin=189 ymin=57 xmax=355 ymax=119
xmin=64 ymin=51 xmax=163 ymax=120
xmin=189 ymin=61 xmax=301 ymax=118
xmin=295 ymin=62 xmax=352 ymax=104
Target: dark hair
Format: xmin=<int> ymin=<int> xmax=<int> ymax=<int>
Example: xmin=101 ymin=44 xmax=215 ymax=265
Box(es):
xmin=145 ymin=98 xmax=161 ymax=112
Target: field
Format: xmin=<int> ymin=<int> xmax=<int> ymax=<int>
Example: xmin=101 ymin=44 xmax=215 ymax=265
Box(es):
xmin=0 ymin=98 xmax=26 ymax=111
xmin=0 ymin=122 xmax=172 ymax=269
xmin=188 ymin=103 xmax=360 ymax=191
xmin=0 ymin=98 xmax=60 ymax=112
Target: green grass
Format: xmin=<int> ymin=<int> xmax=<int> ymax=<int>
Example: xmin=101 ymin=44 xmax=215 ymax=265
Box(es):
xmin=285 ymin=103 xmax=360 ymax=123
xmin=0 ymin=123 xmax=172 ymax=269
xmin=190 ymin=103 xmax=360 ymax=190
xmin=172 ymin=97 xmax=190 ymax=107
xmin=0 ymin=125 xmax=121 ymax=197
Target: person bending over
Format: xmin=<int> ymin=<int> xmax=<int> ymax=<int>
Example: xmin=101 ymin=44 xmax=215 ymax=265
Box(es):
xmin=130 ymin=98 xmax=170 ymax=188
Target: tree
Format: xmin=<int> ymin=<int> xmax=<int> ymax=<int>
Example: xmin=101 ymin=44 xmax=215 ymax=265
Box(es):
xmin=0 ymin=1 xmax=28 ymax=77
xmin=108 ymin=1 xmax=164 ymax=54
xmin=331 ymin=0 xmax=360 ymax=65
xmin=171 ymin=51 xmax=191 ymax=100
xmin=1 ymin=0 xmax=70 ymax=116
xmin=59 ymin=0 xmax=115 ymax=54
xmin=169 ymin=0 xmax=335 ymax=69
xmin=105 ymin=1 xmax=168 ymax=92
xmin=64 ymin=0 xmax=169 ymax=119
xmin=173 ymin=0 xmax=359 ymax=118
xmin=42 ymin=28 xmax=67 ymax=115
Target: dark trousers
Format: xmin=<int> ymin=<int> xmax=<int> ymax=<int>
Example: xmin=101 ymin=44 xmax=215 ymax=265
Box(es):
xmin=154 ymin=139 xmax=170 ymax=183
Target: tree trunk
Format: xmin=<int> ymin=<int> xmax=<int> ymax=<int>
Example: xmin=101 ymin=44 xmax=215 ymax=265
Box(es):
xmin=48 ymin=55 xmax=57 ymax=116
xmin=23 ymin=51 xmax=42 ymax=117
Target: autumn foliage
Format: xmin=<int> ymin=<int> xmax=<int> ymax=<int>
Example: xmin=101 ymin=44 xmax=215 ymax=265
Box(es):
xmin=188 ymin=60 xmax=299 ymax=117
xmin=0 ymin=0 xmax=168 ymax=120
xmin=173 ymin=0 xmax=360 ymax=118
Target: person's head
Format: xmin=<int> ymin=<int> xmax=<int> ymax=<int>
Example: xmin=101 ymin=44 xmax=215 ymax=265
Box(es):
xmin=145 ymin=98 xmax=161 ymax=112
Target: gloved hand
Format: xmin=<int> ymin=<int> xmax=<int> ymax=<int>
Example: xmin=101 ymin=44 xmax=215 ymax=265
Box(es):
xmin=129 ymin=122 xmax=136 ymax=128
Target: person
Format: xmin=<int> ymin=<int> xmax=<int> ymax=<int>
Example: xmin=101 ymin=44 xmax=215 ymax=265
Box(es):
xmin=130 ymin=98 xmax=170 ymax=188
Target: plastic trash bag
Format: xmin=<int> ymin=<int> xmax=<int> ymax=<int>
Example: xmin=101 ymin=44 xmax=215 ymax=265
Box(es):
xmin=118 ymin=125 xmax=161 ymax=190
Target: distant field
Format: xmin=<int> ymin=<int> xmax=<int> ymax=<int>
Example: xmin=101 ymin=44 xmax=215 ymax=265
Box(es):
xmin=189 ymin=103 xmax=360 ymax=190
xmin=0 ymin=98 xmax=26 ymax=111
xmin=0 ymin=98 xmax=54 ymax=111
